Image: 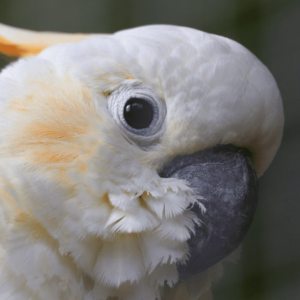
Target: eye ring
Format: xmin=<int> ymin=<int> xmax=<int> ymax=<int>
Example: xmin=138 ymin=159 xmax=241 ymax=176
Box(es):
xmin=107 ymin=84 xmax=167 ymax=146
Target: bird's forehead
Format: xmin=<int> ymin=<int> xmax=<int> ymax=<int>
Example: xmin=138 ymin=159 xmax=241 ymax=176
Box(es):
xmin=38 ymin=25 xmax=264 ymax=103
xmin=40 ymin=25 xmax=243 ymax=91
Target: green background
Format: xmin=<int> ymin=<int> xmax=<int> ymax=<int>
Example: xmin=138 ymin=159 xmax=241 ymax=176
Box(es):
xmin=0 ymin=0 xmax=299 ymax=299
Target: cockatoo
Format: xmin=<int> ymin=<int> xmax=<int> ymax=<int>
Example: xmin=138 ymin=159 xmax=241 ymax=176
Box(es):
xmin=0 ymin=23 xmax=283 ymax=300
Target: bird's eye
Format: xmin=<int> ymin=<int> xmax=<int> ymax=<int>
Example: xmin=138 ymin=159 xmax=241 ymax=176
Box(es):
xmin=124 ymin=98 xmax=153 ymax=129
xmin=107 ymin=84 xmax=167 ymax=146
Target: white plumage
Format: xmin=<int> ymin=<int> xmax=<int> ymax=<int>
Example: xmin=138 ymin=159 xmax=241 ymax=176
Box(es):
xmin=0 ymin=23 xmax=283 ymax=300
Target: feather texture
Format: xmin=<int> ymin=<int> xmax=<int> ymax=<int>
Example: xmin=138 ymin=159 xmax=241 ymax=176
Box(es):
xmin=0 ymin=24 xmax=283 ymax=299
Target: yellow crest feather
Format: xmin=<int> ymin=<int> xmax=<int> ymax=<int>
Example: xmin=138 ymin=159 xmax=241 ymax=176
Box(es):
xmin=0 ymin=23 xmax=93 ymax=57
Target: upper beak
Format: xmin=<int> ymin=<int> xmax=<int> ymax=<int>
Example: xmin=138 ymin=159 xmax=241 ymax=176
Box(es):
xmin=159 ymin=144 xmax=258 ymax=280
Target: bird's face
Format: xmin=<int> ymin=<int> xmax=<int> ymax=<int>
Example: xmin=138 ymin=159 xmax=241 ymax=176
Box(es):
xmin=0 ymin=25 xmax=283 ymax=299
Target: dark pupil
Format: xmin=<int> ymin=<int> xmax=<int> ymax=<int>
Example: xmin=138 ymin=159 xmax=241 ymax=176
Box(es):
xmin=124 ymin=98 xmax=153 ymax=129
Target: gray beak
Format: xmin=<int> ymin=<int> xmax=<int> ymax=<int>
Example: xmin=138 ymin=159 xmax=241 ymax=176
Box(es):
xmin=159 ymin=144 xmax=258 ymax=280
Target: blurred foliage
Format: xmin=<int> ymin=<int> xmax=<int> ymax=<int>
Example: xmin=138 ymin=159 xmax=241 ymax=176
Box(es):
xmin=0 ymin=0 xmax=299 ymax=299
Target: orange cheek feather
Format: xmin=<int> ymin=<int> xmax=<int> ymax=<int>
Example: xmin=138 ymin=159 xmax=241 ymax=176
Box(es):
xmin=6 ymin=76 xmax=101 ymax=172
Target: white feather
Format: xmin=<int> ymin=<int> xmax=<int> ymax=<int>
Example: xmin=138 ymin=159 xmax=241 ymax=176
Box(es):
xmin=0 ymin=24 xmax=283 ymax=299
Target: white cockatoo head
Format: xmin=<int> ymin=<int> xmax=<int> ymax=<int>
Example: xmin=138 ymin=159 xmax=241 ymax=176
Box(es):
xmin=0 ymin=23 xmax=283 ymax=300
